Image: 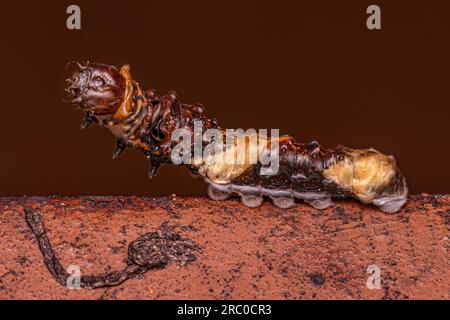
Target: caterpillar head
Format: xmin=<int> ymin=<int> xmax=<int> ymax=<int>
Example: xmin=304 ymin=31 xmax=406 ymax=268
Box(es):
xmin=324 ymin=148 xmax=408 ymax=213
xmin=65 ymin=62 xmax=128 ymax=117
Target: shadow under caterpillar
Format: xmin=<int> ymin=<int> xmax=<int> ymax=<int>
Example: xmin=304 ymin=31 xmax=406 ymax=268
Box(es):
xmin=65 ymin=62 xmax=408 ymax=213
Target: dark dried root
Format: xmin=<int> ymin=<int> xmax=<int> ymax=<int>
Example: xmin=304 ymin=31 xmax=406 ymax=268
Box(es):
xmin=24 ymin=207 xmax=69 ymax=286
xmin=24 ymin=207 xmax=201 ymax=289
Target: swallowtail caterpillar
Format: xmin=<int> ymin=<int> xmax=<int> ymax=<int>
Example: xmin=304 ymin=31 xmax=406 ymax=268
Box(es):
xmin=65 ymin=62 xmax=408 ymax=213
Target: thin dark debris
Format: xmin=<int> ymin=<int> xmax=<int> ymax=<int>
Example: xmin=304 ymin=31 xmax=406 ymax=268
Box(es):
xmin=24 ymin=207 xmax=201 ymax=289
xmin=151 ymin=196 xmax=180 ymax=218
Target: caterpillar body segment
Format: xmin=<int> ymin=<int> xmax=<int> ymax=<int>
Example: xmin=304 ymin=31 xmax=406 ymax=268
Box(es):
xmin=65 ymin=62 xmax=408 ymax=213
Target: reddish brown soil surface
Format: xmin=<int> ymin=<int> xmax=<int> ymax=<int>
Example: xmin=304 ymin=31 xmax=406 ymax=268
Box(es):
xmin=0 ymin=194 xmax=448 ymax=300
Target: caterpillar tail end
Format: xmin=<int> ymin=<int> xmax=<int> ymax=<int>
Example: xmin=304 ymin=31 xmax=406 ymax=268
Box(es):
xmin=353 ymin=150 xmax=409 ymax=214
xmin=324 ymin=148 xmax=409 ymax=214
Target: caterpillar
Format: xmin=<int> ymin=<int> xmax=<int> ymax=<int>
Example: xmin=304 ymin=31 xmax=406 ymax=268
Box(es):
xmin=64 ymin=62 xmax=408 ymax=213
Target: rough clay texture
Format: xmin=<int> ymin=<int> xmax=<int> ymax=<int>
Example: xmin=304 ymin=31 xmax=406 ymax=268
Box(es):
xmin=0 ymin=194 xmax=448 ymax=300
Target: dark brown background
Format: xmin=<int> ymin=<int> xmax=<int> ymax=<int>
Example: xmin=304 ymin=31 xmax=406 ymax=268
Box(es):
xmin=2 ymin=0 xmax=449 ymax=196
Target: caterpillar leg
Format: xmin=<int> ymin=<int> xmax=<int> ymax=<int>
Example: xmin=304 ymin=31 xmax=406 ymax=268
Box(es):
xmin=240 ymin=194 xmax=264 ymax=208
xmin=305 ymin=197 xmax=333 ymax=210
xmin=207 ymin=184 xmax=230 ymax=201
xmin=231 ymin=185 xmax=264 ymax=208
xmin=372 ymin=186 xmax=408 ymax=213
xmin=148 ymin=160 xmax=161 ymax=179
xmin=270 ymin=196 xmax=296 ymax=209
xmin=80 ymin=112 xmax=96 ymax=129
xmin=112 ymin=139 xmax=127 ymax=159
xmin=376 ymin=200 xmax=405 ymax=214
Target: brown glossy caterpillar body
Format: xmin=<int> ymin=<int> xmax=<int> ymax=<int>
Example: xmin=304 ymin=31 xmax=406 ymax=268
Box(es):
xmin=65 ymin=62 xmax=408 ymax=213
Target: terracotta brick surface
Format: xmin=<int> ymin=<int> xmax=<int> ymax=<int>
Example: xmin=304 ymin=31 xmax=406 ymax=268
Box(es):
xmin=0 ymin=194 xmax=448 ymax=299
